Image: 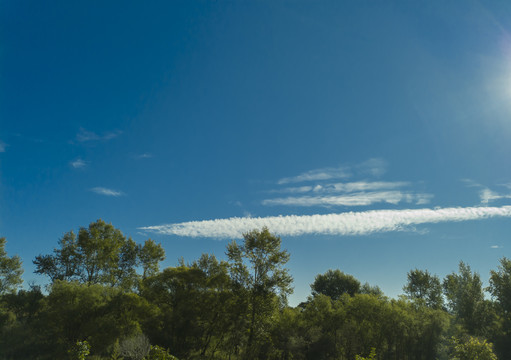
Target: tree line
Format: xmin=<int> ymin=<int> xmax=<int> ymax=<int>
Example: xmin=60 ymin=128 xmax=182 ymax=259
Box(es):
xmin=0 ymin=219 xmax=510 ymax=359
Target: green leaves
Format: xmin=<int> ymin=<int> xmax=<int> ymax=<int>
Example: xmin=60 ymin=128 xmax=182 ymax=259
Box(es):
xmin=450 ymin=336 xmax=497 ymax=360
xmin=403 ymin=269 xmax=443 ymax=309
xmin=226 ymin=227 xmax=293 ymax=359
xmin=33 ymin=220 xmax=166 ymax=290
xmin=0 ymin=237 xmax=23 ymax=295
xmin=311 ymin=269 xmax=361 ymax=300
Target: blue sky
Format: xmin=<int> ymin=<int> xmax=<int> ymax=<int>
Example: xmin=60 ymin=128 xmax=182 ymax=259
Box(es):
xmin=2 ymin=1 xmax=511 ymax=304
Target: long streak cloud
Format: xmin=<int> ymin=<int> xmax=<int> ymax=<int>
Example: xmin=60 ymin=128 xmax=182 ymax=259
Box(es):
xmin=140 ymin=205 xmax=511 ymax=239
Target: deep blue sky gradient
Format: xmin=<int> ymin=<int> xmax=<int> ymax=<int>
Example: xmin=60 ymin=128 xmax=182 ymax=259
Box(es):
xmin=2 ymin=1 xmax=511 ymax=304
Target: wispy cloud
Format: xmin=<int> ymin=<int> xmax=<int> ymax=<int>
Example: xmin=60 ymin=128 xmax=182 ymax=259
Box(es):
xmin=267 ymin=161 xmax=432 ymax=210
xmin=316 ymin=181 xmax=409 ymax=193
xmin=277 ymin=166 xmax=351 ymax=185
xmin=70 ymin=158 xmax=87 ymax=169
xmin=356 ymin=158 xmax=387 ymax=177
xmin=135 ymin=153 xmax=153 ymax=159
xmin=273 ymin=181 xmax=409 ymax=195
xmin=269 ymin=186 xmax=314 ymax=194
xmin=90 ymin=187 xmax=124 ymax=197
xmin=76 ymin=128 xmax=122 ymax=142
xmin=0 ymin=140 xmax=7 ymax=153
xmin=140 ymin=205 xmax=511 ymax=239
xmin=263 ymin=191 xmax=432 ymax=207
xmin=479 ymin=188 xmax=511 ymax=204
xmin=491 ymin=245 xmax=503 ymax=249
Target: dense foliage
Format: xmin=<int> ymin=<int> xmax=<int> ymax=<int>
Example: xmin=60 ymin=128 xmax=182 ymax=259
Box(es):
xmin=0 ymin=220 xmax=509 ymax=359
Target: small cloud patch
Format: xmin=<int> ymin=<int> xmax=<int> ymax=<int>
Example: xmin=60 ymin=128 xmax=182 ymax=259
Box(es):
xmin=90 ymin=187 xmax=124 ymax=197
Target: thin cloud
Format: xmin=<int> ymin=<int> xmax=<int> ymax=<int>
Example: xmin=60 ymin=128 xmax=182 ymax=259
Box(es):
xmin=135 ymin=153 xmax=153 ymax=159
xmin=140 ymin=205 xmax=511 ymax=239
xmin=356 ymin=158 xmax=387 ymax=177
xmin=491 ymin=245 xmax=503 ymax=249
xmin=480 ymin=188 xmax=511 ymax=204
xmin=269 ymin=186 xmax=314 ymax=194
xmin=70 ymin=159 xmax=87 ymax=169
xmin=318 ymin=181 xmax=409 ymax=193
xmin=90 ymin=187 xmax=124 ymax=197
xmin=262 ymin=191 xmax=432 ymax=207
xmin=0 ymin=140 xmax=7 ymax=153
xmin=274 ymin=181 xmax=409 ymax=195
xmin=278 ymin=166 xmax=351 ymax=185
xmin=76 ymin=128 xmax=122 ymax=142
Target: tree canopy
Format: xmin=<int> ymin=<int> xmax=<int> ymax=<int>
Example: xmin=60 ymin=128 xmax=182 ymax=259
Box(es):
xmin=0 ymin=237 xmax=23 ymax=295
xmin=2 ymin=222 xmax=511 ymax=359
xmin=33 ymin=219 xmax=165 ymax=290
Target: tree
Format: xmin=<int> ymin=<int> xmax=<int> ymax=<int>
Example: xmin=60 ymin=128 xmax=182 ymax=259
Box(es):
xmin=34 ymin=220 xmax=166 ymax=289
xmin=77 ymin=219 xmax=128 ymax=285
xmin=139 ymin=239 xmax=166 ymax=279
xmin=489 ymin=257 xmax=511 ymax=315
xmin=33 ymin=231 xmax=80 ymax=282
xmin=226 ymin=227 xmax=293 ymax=359
xmin=404 ymin=269 xmax=443 ymax=309
xmin=0 ymin=237 xmax=23 ymax=294
xmin=450 ymin=336 xmax=497 ymax=360
xmin=311 ymin=269 xmax=360 ymax=300
xmin=443 ymin=261 xmax=491 ymax=335
xmin=488 ymin=257 xmax=511 ymax=358
xmin=141 ymin=254 xmax=234 ymax=359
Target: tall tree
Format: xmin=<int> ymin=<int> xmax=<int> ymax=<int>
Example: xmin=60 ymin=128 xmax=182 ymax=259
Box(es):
xmin=0 ymin=238 xmax=23 ymax=295
xmin=33 ymin=231 xmax=80 ymax=282
xmin=226 ymin=227 xmax=293 ymax=360
xmin=443 ymin=261 xmax=491 ymax=335
xmin=34 ymin=220 xmax=165 ymax=289
xmin=403 ymin=269 xmax=443 ymax=309
xmin=488 ymin=257 xmax=511 ymax=358
xmin=311 ymin=269 xmax=361 ymax=300
xmin=139 ymin=239 xmax=166 ymax=279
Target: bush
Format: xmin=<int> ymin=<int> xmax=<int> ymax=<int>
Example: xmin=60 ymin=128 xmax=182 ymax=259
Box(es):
xmin=146 ymin=345 xmax=179 ymax=360
xmin=450 ymin=336 xmax=497 ymax=360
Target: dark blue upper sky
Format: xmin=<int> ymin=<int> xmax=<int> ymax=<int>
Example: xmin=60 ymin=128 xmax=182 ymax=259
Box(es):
xmin=2 ymin=0 xmax=511 ymax=304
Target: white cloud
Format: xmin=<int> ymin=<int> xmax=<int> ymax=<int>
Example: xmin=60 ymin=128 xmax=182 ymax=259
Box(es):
xmin=491 ymin=245 xmax=503 ymax=249
xmin=90 ymin=187 xmax=124 ymax=197
xmin=269 ymin=186 xmax=314 ymax=194
xmin=357 ymin=158 xmax=387 ymax=177
xmin=140 ymin=205 xmax=511 ymax=239
xmin=77 ymin=128 xmax=122 ymax=142
xmin=324 ymin=181 xmax=409 ymax=193
xmin=135 ymin=153 xmax=153 ymax=159
xmin=0 ymin=140 xmax=7 ymax=153
xmin=273 ymin=181 xmax=409 ymax=195
xmin=480 ymin=188 xmax=511 ymax=204
xmin=262 ymin=191 xmax=432 ymax=207
xmin=277 ymin=166 xmax=351 ymax=185
xmin=70 ymin=158 xmax=87 ymax=169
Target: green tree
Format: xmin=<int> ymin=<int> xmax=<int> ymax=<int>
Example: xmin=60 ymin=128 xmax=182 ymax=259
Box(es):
xmin=226 ymin=227 xmax=293 ymax=359
xmin=33 ymin=231 xmax=80 ymax=283
xmin=40 ymin=281 xmax=154 ymax=358
xmin=356 ymin=348 xmax=376 ymax=360
xmin=34 ymin=220 xmax=166 ymax=289
xmin=77 ymin=219 xmax=128 ymax=285
xmin=489 ymin=257 xmax=511 ymax=315
xmin=69 ymin=340 xmax=90 ymax=360
xmin=0 ymin=237 xmax=23 ymax=294
xmin=488 ymin=257 xmax=511 ymax=358
xmin=443 ymin=261 xmax=491 ymax=335
xmin=404 ymin=268 xmax=443 ymax=309
xmin=450 ymin=336 xmax=497 ymax=360
xmin=146 ymin=345 xmax=179 ymax=360
xmin=139 ymin=239 xmax=166 ymax=279
xmin=141 ymin=254 xmax=234 ymax=359
xmin=311 ymin=269 xmax=360 ymax=300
